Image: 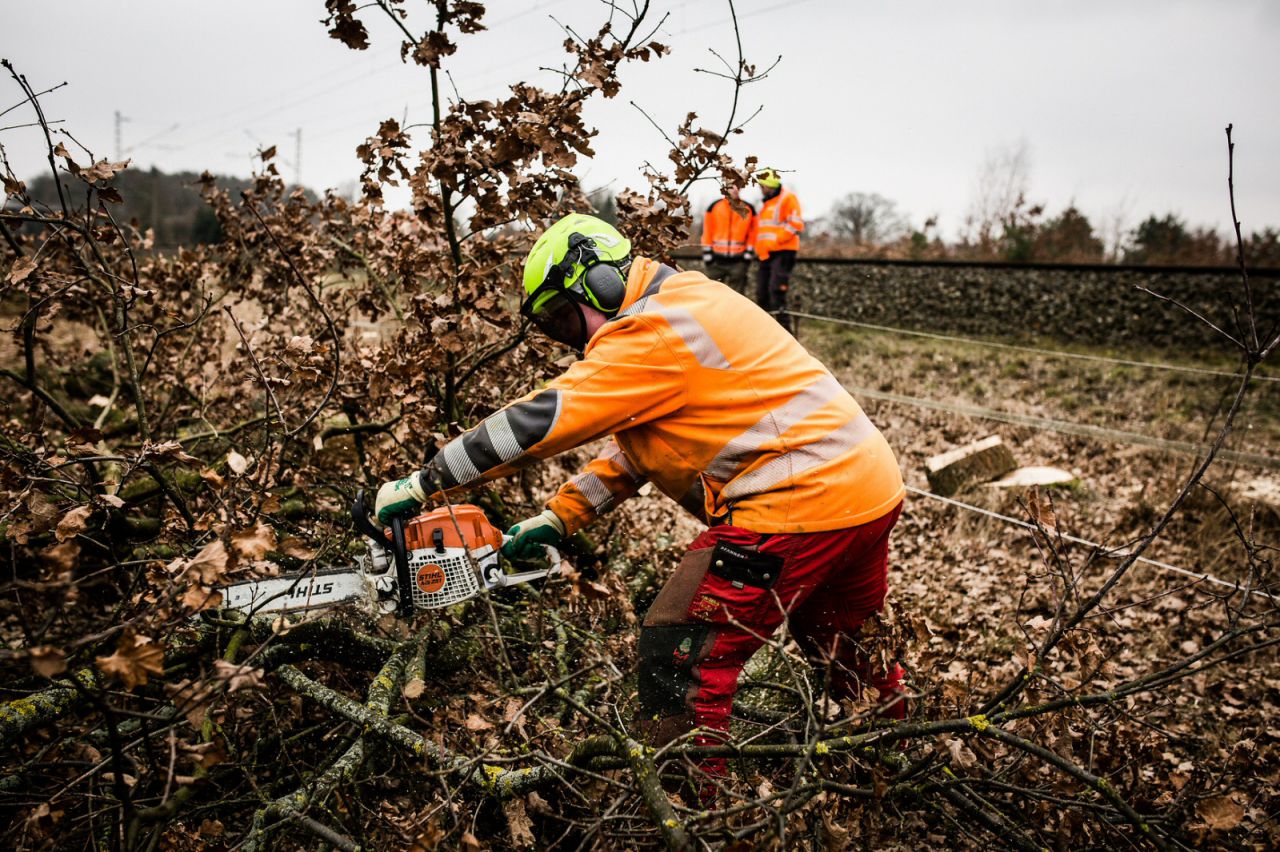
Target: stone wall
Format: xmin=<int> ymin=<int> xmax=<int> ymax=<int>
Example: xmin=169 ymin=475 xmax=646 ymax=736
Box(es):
xmin=694 ymin=257 xmax=1280 ymax=351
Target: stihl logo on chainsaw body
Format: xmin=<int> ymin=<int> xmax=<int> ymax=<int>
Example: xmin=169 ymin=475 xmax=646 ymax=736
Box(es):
xmin=416 ymin=564 xmax=446 ymax=594
xmin=293 ymin=581 xmax=335 ymax=598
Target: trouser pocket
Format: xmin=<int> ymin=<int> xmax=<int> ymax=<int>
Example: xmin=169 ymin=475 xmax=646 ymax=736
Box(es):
xmin=687 ymin=539 xmax=787 ymax=626
xmin=706 ymin=540 xmax=782 ymax=590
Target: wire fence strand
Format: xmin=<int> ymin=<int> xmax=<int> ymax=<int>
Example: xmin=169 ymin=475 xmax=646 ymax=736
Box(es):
xmin=788 ymin=310 xmax=1280 ymax=384
xmin=904 ymin=484 xmax=1276 ymax=602
xmin=846 ymin=384 xmax=1280 ymax=471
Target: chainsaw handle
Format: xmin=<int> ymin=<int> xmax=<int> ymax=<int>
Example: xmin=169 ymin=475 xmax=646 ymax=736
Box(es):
xmin=351 ymin=489 xmax=393 ymax=548
xmin=352 ymin=490 xmax=414 ymax=617
xmin=486 ymin=536 xmax=562 ymax=590
xmin=388 ymin=514 xmax=414 ymax=618
xmin=498 ymin=534 xmax=562 ymax=564
xmin=542 ymin=544 xmax=561 ymax=568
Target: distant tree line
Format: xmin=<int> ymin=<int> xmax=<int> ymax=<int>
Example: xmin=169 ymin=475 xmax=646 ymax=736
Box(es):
xmin=808 ymin=142 xmax=1280 ymax=266
xmin=810 ymin=192 xmax=1280 ymax=266
xmin=19 ymin=168 xmax=304 ymax=249
xmin=18 ymin=165 xmax=1276 ymax=267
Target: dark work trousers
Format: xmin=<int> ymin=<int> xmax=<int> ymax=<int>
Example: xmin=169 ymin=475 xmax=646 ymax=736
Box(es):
xmin=636 ymin=502 xmax=905 ymax=777
xmin=704 ymin=254 xmax=750 ymax=296
xmin=756 ymin=249 xmax=797 ymax=333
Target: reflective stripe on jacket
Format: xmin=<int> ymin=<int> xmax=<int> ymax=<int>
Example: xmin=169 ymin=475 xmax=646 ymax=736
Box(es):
xmin=420 ymin=257 xmax=904 ymax=537
xmin=700 ymin=197 xmax=757 ymax=257
xmin=755 ymin=188 xmax=803 ymax=259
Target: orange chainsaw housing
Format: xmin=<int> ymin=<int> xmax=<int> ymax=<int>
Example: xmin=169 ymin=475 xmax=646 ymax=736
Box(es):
xmin=397 ymin=504 xmax=504 ymax=553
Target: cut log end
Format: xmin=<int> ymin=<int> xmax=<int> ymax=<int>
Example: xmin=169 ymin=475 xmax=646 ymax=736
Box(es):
xmin=987 ymin=466 xmax=1080 ymax=490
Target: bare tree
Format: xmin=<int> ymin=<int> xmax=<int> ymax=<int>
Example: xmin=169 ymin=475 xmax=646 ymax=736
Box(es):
xmin=824 ymin=191 xmax=909 ymax=245
xmin=965 ymin=139 xmax=1032 ymax=246
xmin=1100 ymin=193 xmax=1136 ymax=262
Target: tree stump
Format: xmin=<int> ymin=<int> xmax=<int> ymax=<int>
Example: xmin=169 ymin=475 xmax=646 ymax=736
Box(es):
xmin=925 ymin=435 xmax=1017 ymax=496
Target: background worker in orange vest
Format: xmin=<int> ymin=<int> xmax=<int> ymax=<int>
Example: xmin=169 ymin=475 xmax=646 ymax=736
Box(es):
xmin=375 ymin=213 xmax=907 ymax=782
xmin=754 ymin=168 xmax=804 ymax=333
xmin=700 ymin=185 xmax=757 ymax=295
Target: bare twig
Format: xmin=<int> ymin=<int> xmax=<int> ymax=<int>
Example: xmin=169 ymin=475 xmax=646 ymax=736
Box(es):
xmin=224 ymin=306 xmax=287 ymax=431
xmin=243 ymin=199 xmax=342 ymax=437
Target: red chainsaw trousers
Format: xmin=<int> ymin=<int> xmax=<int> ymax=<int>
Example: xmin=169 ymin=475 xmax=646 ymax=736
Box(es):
xmin=636 ymin=503 xmax=904 ymax=769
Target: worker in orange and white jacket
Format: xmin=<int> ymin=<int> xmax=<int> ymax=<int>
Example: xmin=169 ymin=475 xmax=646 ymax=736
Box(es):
xmin=375 ymin=213 xmax=906 ymax=773
xmin=700 ymin=185 xmax=756 ymax=295
xmin=753 ymin=168 xmax=804 ymax=333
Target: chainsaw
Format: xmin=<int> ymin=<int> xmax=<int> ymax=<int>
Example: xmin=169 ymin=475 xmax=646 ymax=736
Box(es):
xmin=218 ymin=491 xmax=562 ymax=617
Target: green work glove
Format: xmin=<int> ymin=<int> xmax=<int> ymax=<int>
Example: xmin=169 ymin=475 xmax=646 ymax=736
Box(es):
xmin=374 ymin=473 xmax=427 ymax=524
xmin=502 ymin=509 xmax=565 ymax=560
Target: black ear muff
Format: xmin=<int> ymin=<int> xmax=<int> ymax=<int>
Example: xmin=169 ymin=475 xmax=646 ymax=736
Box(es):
xmin=583 ymin=262 xmax=627 ymax=313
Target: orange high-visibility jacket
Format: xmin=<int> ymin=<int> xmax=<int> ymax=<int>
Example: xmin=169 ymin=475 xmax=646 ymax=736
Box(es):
xmin=700 ymin=197 xmax=757 ymax=258
xmin=421 ymin=258 xmax=903 ymax=536
xmin=755 ymin=188 xmax=803 ymax=259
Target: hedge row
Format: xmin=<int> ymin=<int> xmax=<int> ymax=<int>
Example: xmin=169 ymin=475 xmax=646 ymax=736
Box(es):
xmin=700 ymin=258 xmax=1280 ymax=352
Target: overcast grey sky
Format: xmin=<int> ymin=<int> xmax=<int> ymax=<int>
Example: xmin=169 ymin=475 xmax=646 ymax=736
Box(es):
xmin=4 ymin=0 xmax=1278 ymax=241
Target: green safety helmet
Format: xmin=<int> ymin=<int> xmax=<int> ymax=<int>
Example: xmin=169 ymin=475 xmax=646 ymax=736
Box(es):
xmin=520 ymin=213 xmax=632 ymax=350
xmin=756 ymin=168 xmax=782 ymax=189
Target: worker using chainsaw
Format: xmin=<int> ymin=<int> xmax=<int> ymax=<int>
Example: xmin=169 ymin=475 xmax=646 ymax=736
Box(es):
xmin=699 ymin=184 xmax=757 ymax=295
xmin=753 ymin=168 xmax=804 ymax=333
xmin=375 ymin=213 xmax=906 ymax=770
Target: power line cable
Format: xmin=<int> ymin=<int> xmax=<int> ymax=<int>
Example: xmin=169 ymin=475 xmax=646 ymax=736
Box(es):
xmin=904 ymin=484 xmax=1276 ymax=602
xmin=847 ymin=384 xmax=1280 ymax=471
xmin=183 ymin=63 xmax=407 ymax=153
xmin=301 ymin=43 xmax=553 ymax=145
xmin=169 ymin=60 xmax=401 ymax=144
xmin=789 ymin=310 xmax=1280 ymax=384
xmin=169 ymin=3 xmax=571 ymax=150
xmin=664 ymin=0 xmax=824 ymax=36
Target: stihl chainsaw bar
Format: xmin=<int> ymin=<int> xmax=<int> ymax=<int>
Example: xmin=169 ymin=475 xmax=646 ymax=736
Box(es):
xmin=217 ymin=492 xmax=561 ymax=617
xmin=219 ymin=562 xmax=392 ymax=615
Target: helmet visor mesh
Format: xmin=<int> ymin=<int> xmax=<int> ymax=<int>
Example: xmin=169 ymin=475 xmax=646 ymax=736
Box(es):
xmin=520 ymin=283 xmax=587 ymax=349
